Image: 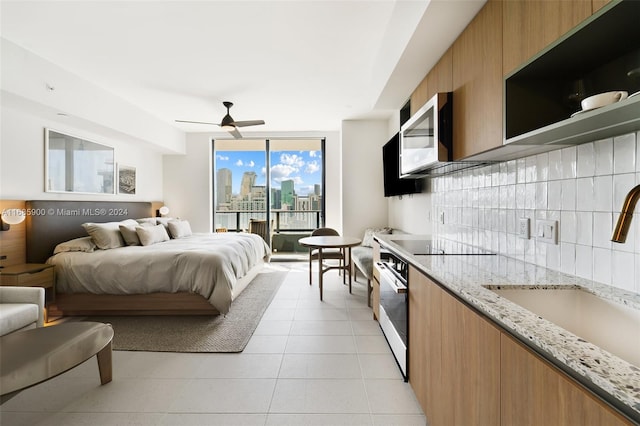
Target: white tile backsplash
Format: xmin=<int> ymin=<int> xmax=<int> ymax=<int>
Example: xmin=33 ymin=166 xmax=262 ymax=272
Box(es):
xmin=430 ymin=131 xmax=639 ymax=292
xmin=613 ymin=133 xmax=636 ymax=174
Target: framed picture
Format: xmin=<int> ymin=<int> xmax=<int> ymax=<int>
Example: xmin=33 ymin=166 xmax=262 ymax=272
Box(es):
xmin=117 ymin=164 xmax=136 ymax=195
xmin=45 ymin=128 xmax=115 ymax=194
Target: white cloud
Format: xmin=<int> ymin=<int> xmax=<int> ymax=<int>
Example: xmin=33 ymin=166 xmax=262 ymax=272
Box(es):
xmin=235 ymin=159 xmax=243 ymax=166
xmin=271 ymin=164 xmax=298 ymax=181
xmin=216 ymin=154 xmax=229 ymax=161
xmin=308 ymin=151 xmax=317 ymax=157
xmin=247 ymin=161 xmax=255 ymax=167
xmin=305 ymin=160 xmax=320 ymax=174
xmin=280 ymin=153 xmax=305 ymax=168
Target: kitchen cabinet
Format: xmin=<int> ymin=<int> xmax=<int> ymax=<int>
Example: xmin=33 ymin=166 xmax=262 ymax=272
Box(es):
xmin=409 ymin=265 xmax=632 ymax=425
xmin=593 ymin=0 xmax=613 ymax=13
xmin=408 ymin=267 xmax=500 ymax=426
xmin=501 ymin=333 xmax=632 ymax=426
xmin=503 ymin=0 xmax=592 ymax=76
xmin=504 ymin=0 xmax=640 ymax=146
xmin=410 ymin=48 xmax=452 ymax=117
xmin=452 ymin=0 xmax=503 ymax=160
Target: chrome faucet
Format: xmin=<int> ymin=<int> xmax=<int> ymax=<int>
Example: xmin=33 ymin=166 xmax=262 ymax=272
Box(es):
xmin=612 ymin=184 xmax=640 ymax=243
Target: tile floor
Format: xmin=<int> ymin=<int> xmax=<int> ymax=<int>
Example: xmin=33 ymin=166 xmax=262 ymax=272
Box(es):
xmin=0 ymin=263 xmax=425 ymax=426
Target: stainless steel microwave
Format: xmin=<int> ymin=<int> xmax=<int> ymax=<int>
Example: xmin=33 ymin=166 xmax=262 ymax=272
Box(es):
xmin=399 ymin=92 xmax=453 ymax=178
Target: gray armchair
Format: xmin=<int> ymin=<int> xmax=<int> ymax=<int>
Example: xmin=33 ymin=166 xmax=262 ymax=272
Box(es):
xmin=0 ymin=286 xmax=45 ymax=336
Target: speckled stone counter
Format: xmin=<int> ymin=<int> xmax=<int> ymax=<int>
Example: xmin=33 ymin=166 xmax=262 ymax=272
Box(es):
xmin=376 ymin=234 xmax=640 ymax=423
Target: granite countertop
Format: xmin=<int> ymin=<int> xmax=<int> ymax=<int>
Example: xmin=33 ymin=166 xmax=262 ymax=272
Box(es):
xmin=375 ymin=234 xmax=640 ymax=423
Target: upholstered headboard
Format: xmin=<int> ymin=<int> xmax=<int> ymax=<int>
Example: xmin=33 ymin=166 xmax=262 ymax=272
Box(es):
xmin=25 ymin=200 xmax=152 ymax=263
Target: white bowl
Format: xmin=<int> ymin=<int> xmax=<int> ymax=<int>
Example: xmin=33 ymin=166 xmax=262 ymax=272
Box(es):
xmin=581 ymin=91 xmax=628 ymax=111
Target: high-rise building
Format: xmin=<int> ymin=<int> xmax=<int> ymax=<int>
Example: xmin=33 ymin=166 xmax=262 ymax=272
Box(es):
xmin=216 ymin=168 xmax=232 ymax=208
xmin=240 ymin=171 xmax=257 ymax=198
xmin=271 ymin=188 xmax=281 ymax=209
xmin=314 ymin=184 xmax=321 ymax=196
xmin=281 ymin=179 xmax=295 ymax=208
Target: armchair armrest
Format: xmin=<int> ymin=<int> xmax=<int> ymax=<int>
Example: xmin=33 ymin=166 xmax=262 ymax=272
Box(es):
xmin=0 ymin=286 xmax=46 ymax=327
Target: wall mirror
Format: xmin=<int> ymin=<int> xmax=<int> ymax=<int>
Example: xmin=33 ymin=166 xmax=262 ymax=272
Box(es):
xmin=45 ymin=129 xmax=115 ymax=194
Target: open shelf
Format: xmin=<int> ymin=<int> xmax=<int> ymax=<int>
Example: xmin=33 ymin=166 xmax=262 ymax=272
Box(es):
xmin=505 ymin=0 xmax=640 ymax=147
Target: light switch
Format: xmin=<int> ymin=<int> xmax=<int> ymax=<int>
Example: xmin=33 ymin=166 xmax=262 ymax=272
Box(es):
xmin=536 ymin=219 xmax=558 ymax=244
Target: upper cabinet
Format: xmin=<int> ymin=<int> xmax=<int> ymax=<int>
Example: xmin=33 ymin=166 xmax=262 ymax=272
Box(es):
xmin=452 ymin=0 xmax=503 ymax=160
xmin=504 ymin=0 xmax=640 ymax=146
xmin=410 ymin=49 xmax=452 ymax=117
xmin=502 ymin=1 xmax=591 ymax=76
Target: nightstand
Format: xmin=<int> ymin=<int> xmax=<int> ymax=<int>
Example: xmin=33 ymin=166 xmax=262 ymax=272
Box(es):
xmin=0 ymin=263 xmax=55 ymax=322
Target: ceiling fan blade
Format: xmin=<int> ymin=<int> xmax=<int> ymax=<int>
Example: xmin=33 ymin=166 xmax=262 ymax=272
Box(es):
xmin=229 ymin=127 xmax=243 ymax=139
xmin=175 ymin=120 xmax=219 ymax=126
xmin=232 ymin=120 xmax=265 ymax=128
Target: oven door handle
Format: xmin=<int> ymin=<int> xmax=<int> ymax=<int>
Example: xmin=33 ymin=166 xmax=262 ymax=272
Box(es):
xmin=375 ymin=262 xmax=407 ymax=294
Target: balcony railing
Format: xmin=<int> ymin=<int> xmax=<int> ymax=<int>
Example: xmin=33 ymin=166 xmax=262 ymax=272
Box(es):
xmin=214 ymin=210 xmax=322 ymax=233
xmin=214 ymin=210 xmax=322 ymax=254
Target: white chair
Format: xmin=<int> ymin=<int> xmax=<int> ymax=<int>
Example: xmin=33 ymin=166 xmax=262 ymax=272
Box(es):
xmin=0 ymin=286 xmax=45 ymax=336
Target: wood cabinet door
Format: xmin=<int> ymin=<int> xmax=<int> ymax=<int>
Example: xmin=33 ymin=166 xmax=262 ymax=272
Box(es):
xmin=408 ymin=267 xmax=443 ymax=423
xmin=409 ymin=268 xmax=500 ymax=426
xmin=592 ymin=0 xmax=613 ymax=14
xmin=410 ymin=48 xmax=453 ymax=117
xmin=501 ymin=333 xmax=632 ymax=426
xmin=503 ymin=0 xmax=592 ymax=76
xmin=441 ymin=290 xmax=501 ymax=426
xmin=452 ymin=0 xmax=503 ymax=159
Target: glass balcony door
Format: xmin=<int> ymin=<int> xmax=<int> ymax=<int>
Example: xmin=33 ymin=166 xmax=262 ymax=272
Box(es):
xmin=213 ymin=138 xmax=324 ymax=255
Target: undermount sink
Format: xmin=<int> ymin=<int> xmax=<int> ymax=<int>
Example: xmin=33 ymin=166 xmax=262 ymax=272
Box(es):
xmin=487 ymin=286 xmax=640 ymax=367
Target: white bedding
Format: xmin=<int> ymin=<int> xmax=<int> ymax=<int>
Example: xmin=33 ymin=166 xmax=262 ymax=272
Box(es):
xmin=47 ymin=233 xmax=270 ymax=314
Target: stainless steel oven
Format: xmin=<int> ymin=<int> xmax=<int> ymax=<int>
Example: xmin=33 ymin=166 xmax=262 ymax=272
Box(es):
xmin=375 ymin=250 xmax=409 ymax=380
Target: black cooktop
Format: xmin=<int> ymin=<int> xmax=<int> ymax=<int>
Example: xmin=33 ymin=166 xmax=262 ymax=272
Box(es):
xmin=389 ymin=239 xmax=495 ymax=256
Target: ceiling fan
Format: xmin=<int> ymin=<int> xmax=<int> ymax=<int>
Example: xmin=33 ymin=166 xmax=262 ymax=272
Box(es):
xmin=176 ymin=101 xmax=265 ymax=139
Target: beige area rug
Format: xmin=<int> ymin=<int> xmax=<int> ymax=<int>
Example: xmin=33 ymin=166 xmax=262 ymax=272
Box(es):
xmin=85 ymin=269 xmax=288 ymax=353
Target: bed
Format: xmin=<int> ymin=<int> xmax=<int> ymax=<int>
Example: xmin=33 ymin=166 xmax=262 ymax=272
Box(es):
xmin=25 ymin=201 xmax=270 ymax=316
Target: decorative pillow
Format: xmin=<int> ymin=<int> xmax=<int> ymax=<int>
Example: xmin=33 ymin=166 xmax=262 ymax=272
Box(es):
xmin=119 ymin=224 xmax=141 ymax=246
xmin=136 ymin=224 xmax=170 ymax=246
xmin=53 ymin=237 xmax=97 ymax=254
xmin=82 ymin=219 xmax=136 ymax=250
xmin=136 ymin=217 xmax=157 ymax=226
xmin=155 ymin=217 xmax=173 ymax=231
xmin=168 ymin=220 xmax=192 ymax=239
xmin=361 ymin=227 xmax=392 ymax=247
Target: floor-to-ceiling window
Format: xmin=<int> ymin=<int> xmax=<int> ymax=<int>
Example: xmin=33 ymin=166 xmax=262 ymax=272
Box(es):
xmin=212 ymin=138 xmax=325 ymax=254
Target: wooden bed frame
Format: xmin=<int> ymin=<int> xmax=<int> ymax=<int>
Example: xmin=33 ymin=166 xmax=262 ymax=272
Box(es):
xmin=26 ymin=200 xmax=257 ymax=316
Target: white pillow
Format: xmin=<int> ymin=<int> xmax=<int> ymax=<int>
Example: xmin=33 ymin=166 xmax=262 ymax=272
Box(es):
xmin=136 ymin=217 xmax=157 ymax=226
xmin=168 ymin=220 xmax=192 ymax=239
xmin=136 ymin=224 xmax=170 ymax=246
xmin=53 ymin=237 xmax=97 ymax=254
xmin=361 ymin=227 xmax=392 ymax=247
xmin=119 ymin=224 xmax=141 ymax=246
xmin=82 ymin=219 xmax=136 ymax=250
xmin=156 ymin=217 xmax=173 ymax=231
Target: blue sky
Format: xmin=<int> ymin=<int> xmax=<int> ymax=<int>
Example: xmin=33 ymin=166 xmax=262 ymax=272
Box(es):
xmin=215 ymin=150 xmax=322 ymax=196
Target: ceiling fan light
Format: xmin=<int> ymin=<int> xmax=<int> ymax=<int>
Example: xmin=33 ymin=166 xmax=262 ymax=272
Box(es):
xmin=220 ymin=124 xmax=235 ymax=131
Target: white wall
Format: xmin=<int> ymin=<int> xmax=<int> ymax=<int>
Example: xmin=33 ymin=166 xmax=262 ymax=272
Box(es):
xmin=163 ymin=131 xmax=342 ymax=234
xmin=163 ymin=133 xmax=213 ymax=233
xmin=341 ymin=119 xmax=388 ymax=239
xmin=0 ymin=105 xmax=164 ymax=202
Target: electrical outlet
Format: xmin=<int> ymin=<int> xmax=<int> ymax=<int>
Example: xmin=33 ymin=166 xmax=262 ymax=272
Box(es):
xmin=439 ymin=211 xmax=445 ymax=224
xmin=536 ymin=219 xmax=558 ymax=244
xmin=518 ymin=218 xmax=530 ymax=239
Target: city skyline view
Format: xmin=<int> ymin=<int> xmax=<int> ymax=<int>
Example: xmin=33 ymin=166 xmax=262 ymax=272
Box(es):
xmin=215 ymin=149 xmax=322 ymax=197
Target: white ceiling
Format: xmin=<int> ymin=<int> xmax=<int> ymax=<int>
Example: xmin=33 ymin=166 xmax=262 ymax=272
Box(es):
xmin=1 ymin=0 xmax=486 ymax=134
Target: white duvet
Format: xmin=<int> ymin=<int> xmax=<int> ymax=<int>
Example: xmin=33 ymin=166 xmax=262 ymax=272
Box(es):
xmin=47 ymin=233 xmax=270 ymax=314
